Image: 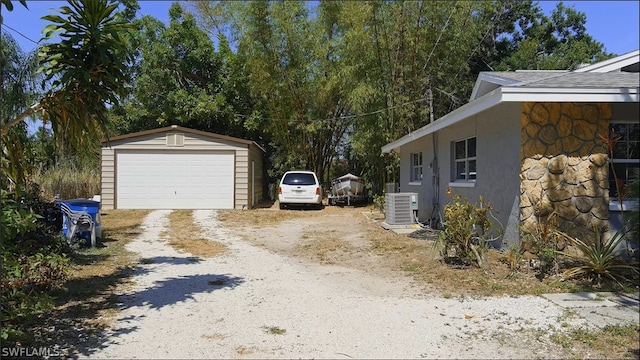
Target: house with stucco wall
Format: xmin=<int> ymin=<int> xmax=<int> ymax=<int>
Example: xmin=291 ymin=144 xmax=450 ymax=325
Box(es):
xmin=381 ymin=50 xmax=639 ymax=248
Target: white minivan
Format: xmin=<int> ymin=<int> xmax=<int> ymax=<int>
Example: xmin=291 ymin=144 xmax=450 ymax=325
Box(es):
xmin=278 ymin=171 xmax=323 ymax=209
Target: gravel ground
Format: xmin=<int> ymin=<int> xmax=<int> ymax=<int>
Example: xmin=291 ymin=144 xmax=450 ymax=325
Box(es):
xmin=91 ymin=209 xmax=594 ymax=359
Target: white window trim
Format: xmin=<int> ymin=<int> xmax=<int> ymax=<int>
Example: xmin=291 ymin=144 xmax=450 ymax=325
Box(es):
xmin=609 ymin=200 xmax=639 ymax=211
xmin=410 ymin=152 xmax=423 ymax=183
xmin=453 ymin=137 xmax=477 ymax=184
xmin=608 ymin=120 xmax=639 ymax=202
xmin=448 ymin=181 xmax=476 ymax=188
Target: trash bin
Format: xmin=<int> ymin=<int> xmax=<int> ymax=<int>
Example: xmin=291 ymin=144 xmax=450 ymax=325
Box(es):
xmin=60 ymin=198 xmax=102 ymax=240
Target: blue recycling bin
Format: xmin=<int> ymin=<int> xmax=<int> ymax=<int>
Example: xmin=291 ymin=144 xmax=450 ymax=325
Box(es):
xmin=60 ymin=199 xmax=102 ymax=241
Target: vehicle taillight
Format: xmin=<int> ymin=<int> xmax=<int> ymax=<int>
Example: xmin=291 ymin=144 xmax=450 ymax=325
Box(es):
xmin=278 ymin=186 xmax=282 ymax=194
xmin=316 ymin=187 xmax=320 ymax=195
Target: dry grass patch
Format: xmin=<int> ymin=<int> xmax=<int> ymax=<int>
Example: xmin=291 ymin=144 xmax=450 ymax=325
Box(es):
xmin=162 ymin=210 xmax=226 ymax=257
xmin=368 ymin=225 xmax=582 ymax=297
xmin=218 ymin=208 xmax=315 ymax=228
xmin=527 ymin=324 xmax=640 ymax=359
xmin=73 ymin=210 xmax=150 ymax=275
xmin=573 ymin=324 xmax=639 ymax=359
xmin=218 ymin=205 xmax=633 ymax=299
xmin=220 ymin=205 xmax=585 ymax=297
xmin=58 ymin=209 xmax=150 ymax=314
xmin=295 ymin=236 xmax=352 ymax=265
xmin=30 ymin=210 xmax=150 ymax=354
xmin=263 ymin=325 xmax=287 ymax=335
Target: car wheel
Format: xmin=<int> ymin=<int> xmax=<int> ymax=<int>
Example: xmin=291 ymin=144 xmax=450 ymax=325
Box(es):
xmin=279 ymin=203 xmax=285 ymax=210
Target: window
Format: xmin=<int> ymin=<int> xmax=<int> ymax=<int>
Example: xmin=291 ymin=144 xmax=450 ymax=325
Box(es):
xmin=608 ymin=122 xmax=639 ymax=198
xmin=281 ymin=172 xmax=318 ymax=186
xmin=454 ymin=137 xmax=476 ymax=181
xmin=410 ymin=152 xmax=423 ymax=182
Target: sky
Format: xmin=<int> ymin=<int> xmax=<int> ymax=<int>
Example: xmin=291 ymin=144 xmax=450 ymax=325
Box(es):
xmin=3 ymin=1 xmax=637 ymax=134
xmin=2 ymin=1 xmax=639 ymax=56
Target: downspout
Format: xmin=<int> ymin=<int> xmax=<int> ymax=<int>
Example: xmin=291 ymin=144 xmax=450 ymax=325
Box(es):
xmin=431 ymin=132 xmax=441 ymax=228
xmin=427 ymin=89 xmax=441 ymax=228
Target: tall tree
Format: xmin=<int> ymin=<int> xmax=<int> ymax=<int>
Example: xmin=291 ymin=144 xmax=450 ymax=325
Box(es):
xmin=110 ymin=3 xmax=262 ymax=144
xmin=0 ymin=31 xmax=41 ymax=191
xmin=316 ymin=1 xmax=489 ymax=189
xmin=1 ymin=0 xmax=135 ymax=193
xmin=191 ymin=1 xmax=356 ymax=183
xmin=470 ymin=1 xmax=612 ymax=72
xmin=185 ymin=0 xmax=610 ymax=192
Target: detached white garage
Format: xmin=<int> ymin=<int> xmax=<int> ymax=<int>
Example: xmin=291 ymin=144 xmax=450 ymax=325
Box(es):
xmin=101 ymin=125 xmax=264 ymax=210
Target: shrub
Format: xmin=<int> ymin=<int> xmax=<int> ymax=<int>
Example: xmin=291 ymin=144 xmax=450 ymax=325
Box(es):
xmin=500 ymin=243 xmax=524 ymax=272
xmin=435 ymin=191 xmax=498 ymax=268
xmin=1 ymin=252 xmax=69 ymax=341
xmin=557 ymin=227 xmax=639 ymax=287
xmin=520 ymin=211 xmax=565 ymax=279
xmin=373 ymin=194 xmax=385 ymax=213
xmin=1 ymin=188 xmax=70 ymax=343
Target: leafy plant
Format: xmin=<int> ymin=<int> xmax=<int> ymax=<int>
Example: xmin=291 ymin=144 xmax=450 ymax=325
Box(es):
xmin=520 ymin=210 xmax=565 ymax=279
xmin=557 ymin=227 xmax=639 ymax=287
xmin=373 ymin=194 xmax=385 ymax=213
xmin=500 ymin=243 xmax=524 ymax=272
xmin=435 ymin=191 xmax=497 ymax=268
xmin=1 ymin=188 xmax=70 ymax=343
xmin=2 ymin=0 xmax=135 ymax=197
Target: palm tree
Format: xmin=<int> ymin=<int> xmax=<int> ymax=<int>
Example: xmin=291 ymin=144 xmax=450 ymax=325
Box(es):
xmin=1 ymin=0 xmax=134 ymax=193
xmin=1 ymin=29 xmax=42 ymax=192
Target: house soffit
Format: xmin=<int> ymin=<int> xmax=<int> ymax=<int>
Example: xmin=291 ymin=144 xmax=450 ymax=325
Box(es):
xmin=383 ymin=50 xmax=640 ymax=153
xmin=382 ymin=85 xmax=639 ymax=154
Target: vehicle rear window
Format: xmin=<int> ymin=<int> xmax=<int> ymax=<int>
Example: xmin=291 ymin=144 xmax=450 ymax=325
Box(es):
xmin=282 ymin=173 xmax=317 ymax=186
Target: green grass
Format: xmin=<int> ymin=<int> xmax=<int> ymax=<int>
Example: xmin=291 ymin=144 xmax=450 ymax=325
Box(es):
xmin=263 ymin=326 xmax=286 ymax=335
xmin=22 ymin=210 xmax=149 ymax=353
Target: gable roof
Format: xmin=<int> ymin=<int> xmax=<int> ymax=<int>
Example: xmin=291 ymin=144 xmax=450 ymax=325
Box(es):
xmin=103 ymin=125 xmax=265 ymax=152
xmin=469 ymin=71 xmax=569 ymax=100
xmin=470 ymin=50 xmax=640 ymax=101
xmin=382 ymin=50 xmax=640 ymax=153
xmin=574 ymin=50 xmax=640 ymax=73
xmin=513 ymin=72 xmax=639 ymax=88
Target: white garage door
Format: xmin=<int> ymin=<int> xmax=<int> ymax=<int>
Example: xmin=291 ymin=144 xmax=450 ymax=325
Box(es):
xmin=116 ymin=150 xmax=234 ymax=209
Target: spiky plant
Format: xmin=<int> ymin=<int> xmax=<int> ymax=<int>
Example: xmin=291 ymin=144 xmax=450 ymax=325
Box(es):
xmin=557 ymin=227 xmax=639 ymax=287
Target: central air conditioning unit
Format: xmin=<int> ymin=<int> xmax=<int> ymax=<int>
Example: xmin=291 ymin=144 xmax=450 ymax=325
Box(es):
xmin=385 ymin=192 xmax=419 ymax=225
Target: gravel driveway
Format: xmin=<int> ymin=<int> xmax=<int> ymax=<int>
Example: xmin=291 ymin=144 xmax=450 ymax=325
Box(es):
xmin=92 ymin=209 xmax=597 ymax=359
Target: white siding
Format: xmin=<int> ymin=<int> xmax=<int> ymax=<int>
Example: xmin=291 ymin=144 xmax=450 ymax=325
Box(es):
xmin=101 ymin=129 xmax=263 ymax=210
xmin=101 ymin=149 xmax=115 ymax=209
xmin=116 ymin=150 xmax=234 ymax=209
xmin=249 ymin=144 xmax=265 ymax=206
xmin=235 ymin=148 xmax=249 ymax=209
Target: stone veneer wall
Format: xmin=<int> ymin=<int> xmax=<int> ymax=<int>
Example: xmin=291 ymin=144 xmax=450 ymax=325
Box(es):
xmin=520 ymin=102 xmax=611 ymax=243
